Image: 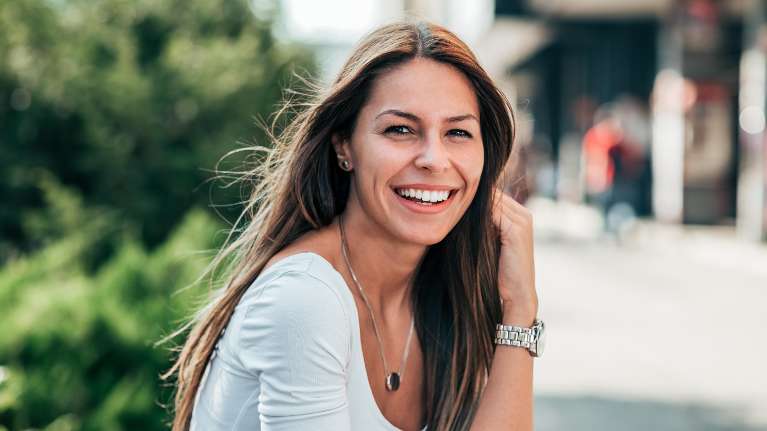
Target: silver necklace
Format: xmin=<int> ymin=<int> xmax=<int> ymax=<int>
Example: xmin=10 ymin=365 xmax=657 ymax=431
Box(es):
xmin=338 ymin=214 xmax=415 ymax=391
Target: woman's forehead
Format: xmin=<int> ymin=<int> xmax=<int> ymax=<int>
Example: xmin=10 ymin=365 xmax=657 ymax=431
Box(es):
xmin=363 ymin=58 xmax=480 ymax=121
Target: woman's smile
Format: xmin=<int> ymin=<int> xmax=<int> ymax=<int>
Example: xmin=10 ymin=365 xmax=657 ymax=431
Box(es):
xmin=390 ymin=184 xmax=461 ymax=214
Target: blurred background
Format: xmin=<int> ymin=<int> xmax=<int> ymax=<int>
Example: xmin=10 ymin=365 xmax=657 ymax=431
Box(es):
xmin=0 ymin=0 xmax=765 ymax=430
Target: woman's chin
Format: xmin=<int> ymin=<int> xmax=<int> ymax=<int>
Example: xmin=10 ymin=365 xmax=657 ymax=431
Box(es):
xmin=392 ymin=225 xmax=450 ymax=246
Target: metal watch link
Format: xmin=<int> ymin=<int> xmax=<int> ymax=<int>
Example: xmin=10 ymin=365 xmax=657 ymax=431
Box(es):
xmin=494 ymin=319 xmax=546 ymax=357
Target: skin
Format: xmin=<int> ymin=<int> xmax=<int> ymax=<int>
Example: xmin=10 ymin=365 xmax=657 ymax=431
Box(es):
xmin=265 ymin=57 xmax=537 ymax=431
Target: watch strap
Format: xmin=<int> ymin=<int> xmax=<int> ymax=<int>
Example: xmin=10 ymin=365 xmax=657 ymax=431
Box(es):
xmin=494 ymin=320 xmax=542 ymax=356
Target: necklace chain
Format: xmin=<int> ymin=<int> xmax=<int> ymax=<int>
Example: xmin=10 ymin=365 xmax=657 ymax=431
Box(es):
xmin=339 ymin=214 xmax=415 ymax=391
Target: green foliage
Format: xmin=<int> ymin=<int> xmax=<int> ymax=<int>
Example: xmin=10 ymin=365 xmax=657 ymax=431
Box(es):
xmin=0 ymin=0 xmax=314 ymax=260
xmin=0 ymin=0 xmax=314 ymax=428
xmin=0 ymin=203 xmax=226 ymax=430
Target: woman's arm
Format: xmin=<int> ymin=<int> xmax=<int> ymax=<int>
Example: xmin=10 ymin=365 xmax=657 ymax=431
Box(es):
xmin=471 ymin=188 xmax=539 ymax=430
xmin=469 ymin=304 xmax=536 ymax=431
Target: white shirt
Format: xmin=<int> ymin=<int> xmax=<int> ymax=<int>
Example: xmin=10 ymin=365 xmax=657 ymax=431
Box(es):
xmin=190 ymin=252 xmax=428 ymax=431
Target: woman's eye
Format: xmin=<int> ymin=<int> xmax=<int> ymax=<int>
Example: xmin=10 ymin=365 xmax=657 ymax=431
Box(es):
xmin=448 ymin=129 xmax=473 ymax=138
xmin=385 ymin=125 xmax=412 ymax=135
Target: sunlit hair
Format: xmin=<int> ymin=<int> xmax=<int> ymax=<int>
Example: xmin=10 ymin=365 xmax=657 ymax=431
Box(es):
xmin=162 ymin=20 xmax=515 ymax=430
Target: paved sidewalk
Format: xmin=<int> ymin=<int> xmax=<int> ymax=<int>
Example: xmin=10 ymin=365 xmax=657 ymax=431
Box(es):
xmin=527 ymin=197 xmax=767 ymax=430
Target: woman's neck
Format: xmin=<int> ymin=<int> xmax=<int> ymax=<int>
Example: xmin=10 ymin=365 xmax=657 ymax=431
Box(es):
xmin=335 ymin=209 xmax=425 ymax=323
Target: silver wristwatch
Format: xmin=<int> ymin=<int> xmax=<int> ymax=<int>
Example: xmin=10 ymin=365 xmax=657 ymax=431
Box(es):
xmin=495 ymin=319 xmax=546 ymax=357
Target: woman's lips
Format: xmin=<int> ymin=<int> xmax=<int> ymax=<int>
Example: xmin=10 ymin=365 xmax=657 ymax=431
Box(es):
xmin=391 ymin=187 xmax=457 ymax=214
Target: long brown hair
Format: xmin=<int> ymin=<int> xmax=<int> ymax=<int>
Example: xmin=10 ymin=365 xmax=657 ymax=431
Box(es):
xmin=162 ymin=20 xmax=515 ymax=430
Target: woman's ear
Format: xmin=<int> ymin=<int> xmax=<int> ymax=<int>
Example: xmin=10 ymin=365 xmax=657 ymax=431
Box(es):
xmin=331 ymin=132 xmax=350 ymax=160
xmin=332 ymin=133 xmax=354 ymax=171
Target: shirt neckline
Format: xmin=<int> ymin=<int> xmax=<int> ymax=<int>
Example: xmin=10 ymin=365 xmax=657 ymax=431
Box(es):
xmin=283 ymin=251 xmax=428 ymax=431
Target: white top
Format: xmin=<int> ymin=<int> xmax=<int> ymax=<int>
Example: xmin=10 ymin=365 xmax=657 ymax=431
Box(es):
xmin=190 ymin=252 xmax=428 ymax=431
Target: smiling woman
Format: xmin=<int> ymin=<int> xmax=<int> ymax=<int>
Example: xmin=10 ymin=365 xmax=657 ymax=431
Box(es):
xmin=163 ymin=20 xmax=542 ymax=431
xmin=330 ymin=56 xmax=485 ymax=242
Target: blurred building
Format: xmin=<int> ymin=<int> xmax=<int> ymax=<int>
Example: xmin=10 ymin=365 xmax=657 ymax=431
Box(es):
xmin=276 ymin=0 xmax=495 ymax=82
xmin=485 ymin=0 xmax=767 ymax=242
xmin=277 ymin=0 xmax=767 ymax=242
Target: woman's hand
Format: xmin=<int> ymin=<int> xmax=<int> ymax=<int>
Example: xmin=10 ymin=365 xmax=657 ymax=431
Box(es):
xmin=491 ymin=188 xmax=538 ymax=323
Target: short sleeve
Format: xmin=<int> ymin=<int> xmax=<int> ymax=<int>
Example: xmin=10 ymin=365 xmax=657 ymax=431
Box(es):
xmin=235 ymin=270 xmax=352 ymax=431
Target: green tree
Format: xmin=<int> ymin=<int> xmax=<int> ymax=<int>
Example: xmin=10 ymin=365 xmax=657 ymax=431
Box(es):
xmin=0 ymin=0 xmax=314 ymax=261
xmin=0 ymin=186 xmax=227 ymax=429
xmin=0 ymin=0 xmax=316 ymax=428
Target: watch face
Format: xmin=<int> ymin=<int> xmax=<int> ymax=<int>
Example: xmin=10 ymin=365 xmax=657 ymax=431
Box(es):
xmin=535 ymin=322 xmax=546 ymax=357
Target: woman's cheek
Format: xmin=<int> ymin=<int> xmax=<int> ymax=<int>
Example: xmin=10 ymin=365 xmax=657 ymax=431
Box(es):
xmin=456 ymin=146 xmax=484 ymax=185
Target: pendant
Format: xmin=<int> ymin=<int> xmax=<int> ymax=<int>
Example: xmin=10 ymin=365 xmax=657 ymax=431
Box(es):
xmin=385 ymin=372 xmax=400 ymax=391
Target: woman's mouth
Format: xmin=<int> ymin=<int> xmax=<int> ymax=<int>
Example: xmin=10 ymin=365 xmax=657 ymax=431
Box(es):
xmin=391 ymin=187 xmax=458 ymax=213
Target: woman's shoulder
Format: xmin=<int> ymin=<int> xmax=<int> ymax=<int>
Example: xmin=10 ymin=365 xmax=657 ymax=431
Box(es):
xmin=224 ymin=251 xmax=354 ymax=375
xmin=242 ymin=249 xmax=351 ymax=315
xmin=248 ymin=225 xmax=348 ymax=308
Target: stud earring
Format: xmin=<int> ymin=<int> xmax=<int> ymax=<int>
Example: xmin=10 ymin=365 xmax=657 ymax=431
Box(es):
xmin=339 ymin=159 xmax=351 ymax=171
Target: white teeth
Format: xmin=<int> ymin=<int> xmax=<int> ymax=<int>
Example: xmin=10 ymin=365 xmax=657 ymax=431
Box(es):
xmin=395 ymin=188 xmax=451 ymax=203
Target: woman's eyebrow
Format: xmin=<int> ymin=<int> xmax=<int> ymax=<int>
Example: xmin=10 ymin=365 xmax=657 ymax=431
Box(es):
xmin=375 ymin=109 xmax=419 ymax=122
xmin=446 ymin=113 xmax=479 ymax=124
xmin=375 ymin=109 xmax=478 ymax=124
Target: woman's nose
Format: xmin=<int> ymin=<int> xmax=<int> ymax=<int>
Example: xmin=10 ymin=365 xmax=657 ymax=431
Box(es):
xmin=414 ymin=130 xmax=450 ymax=173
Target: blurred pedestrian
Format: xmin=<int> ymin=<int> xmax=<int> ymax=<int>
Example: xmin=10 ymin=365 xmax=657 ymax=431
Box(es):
xmin=582 ymin=105 xmax=623 ymax=218
xmin=582 ymin=98 xmax=651 ymax=234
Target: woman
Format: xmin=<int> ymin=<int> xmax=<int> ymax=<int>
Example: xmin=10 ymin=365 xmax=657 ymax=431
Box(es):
xmin=164 ymin=20 xmax=543 ymax=431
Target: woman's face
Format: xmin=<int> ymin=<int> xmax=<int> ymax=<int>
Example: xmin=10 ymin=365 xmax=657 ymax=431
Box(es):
xmin=335 ymin=57 xmax=484 ymax=246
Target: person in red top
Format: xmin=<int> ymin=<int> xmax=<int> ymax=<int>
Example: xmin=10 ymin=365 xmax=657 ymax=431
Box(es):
xmin=582 ymin=107 xmax=623 ymax=197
